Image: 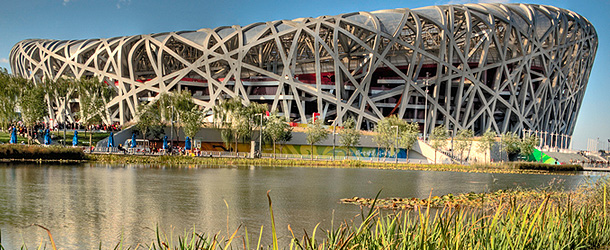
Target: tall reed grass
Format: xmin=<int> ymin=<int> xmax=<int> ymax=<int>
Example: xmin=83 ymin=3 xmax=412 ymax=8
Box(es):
xmin=4 ymin=178 xmax=608 ymax=249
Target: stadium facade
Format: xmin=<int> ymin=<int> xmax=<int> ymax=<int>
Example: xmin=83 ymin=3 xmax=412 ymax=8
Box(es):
xmin=10 ymin=3 xmax=597 ymax=148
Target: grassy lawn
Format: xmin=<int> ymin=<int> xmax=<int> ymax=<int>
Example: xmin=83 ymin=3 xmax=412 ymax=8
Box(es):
xmin=0 ymin=130 xmax=110 ymax=146
xmin=50 ymin=131 xmax=111 ymax=146
xmin=0 ymin=131 xmax=28 ymax=144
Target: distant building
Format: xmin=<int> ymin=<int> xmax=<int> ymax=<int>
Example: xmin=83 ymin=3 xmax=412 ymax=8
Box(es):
xmin=10 ymin=3 xmax=597 ymax=148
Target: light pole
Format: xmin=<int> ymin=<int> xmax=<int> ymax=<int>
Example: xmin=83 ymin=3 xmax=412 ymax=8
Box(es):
xmin=166 ymin=106 xmax=175 ymax=147
xmin=499 ymin=131 xmax=504 ymax=162
xmin=328 ymin=119 xmax=337 ymax=161
xmin=448 ymin=130 xmax=454 ymax=159
xmin=60 ymin=97 xmax=66 ymax=146
xmin=423 ymin=72 xmax=430 ymax=143
xmin=255 ymin=113 xmax=263 ymax=157
xmin=391 ymin=125 xmax=399 ymax=163
xmin=543 ymin=131 xmax=549 ymax=148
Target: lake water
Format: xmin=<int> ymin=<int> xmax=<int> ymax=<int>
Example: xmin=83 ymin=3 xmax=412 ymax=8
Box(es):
xmin=0 ymin=163 xmax=605 ymax=249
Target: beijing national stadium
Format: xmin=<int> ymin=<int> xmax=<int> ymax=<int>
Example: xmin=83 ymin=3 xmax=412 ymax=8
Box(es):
xmin=9 ymin=3 xmax=597 ymax=148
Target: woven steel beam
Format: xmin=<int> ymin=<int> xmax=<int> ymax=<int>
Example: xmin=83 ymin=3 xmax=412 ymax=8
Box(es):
xmin=9 ymin=3 xmax=597 ymax=148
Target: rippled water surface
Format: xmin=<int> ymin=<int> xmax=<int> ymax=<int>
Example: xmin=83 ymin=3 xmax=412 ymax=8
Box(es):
xmin=0 ymin=163 xmax=604 ymax=248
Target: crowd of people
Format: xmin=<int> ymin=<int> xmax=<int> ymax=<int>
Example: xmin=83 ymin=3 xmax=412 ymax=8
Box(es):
xmin=5 ymin=121 xmax=123 ymax=144
xmin=162 ymin=144 xmax=203 ymax=156
xmin=6 ymin=122 xmax=51 ymax=139
xmin=115 ymin=142 xmax=204 ymax=157
xmin=52 ymin=122 xmax=122 ymax=132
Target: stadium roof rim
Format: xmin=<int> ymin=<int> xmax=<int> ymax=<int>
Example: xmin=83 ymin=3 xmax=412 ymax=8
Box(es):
xmin=11 ymin=3 xmax=595 ymax=47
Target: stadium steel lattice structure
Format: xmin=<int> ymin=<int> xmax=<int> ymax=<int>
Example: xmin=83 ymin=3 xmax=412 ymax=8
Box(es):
xmin=10 ymin=3 xmax=597 ymax=148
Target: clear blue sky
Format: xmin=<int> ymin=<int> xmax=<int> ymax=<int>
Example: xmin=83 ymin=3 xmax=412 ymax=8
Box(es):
xmin=0 ymin=0 xmax=607 ymax=150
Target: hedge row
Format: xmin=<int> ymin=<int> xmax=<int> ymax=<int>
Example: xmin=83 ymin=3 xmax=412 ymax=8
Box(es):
xmin=0 ymin=145 xmax=87 ymax=161
xmin=508 ymin=162 xmax=583 ymax=171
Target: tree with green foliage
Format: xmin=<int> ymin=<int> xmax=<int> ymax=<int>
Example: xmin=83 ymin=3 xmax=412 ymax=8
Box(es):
xmin=430 ymin=125 xmax=448 ymax=164
xmin=454 ymin=129 xmax=474 ymax=164
xmin=373 ymin=117 xmax=394 ymax=160
xmin=339 ymin=117 xmax=361 ymax=157
xmin=501 ymin=132 xmax=521 ymax=161
xmin=373 ymin=116 xmax=419 ymax=161
xmin=243 ymin=102 xmax=268 ymax=127
xmin=242 ymin=102 xmax=268 ymax=153
xmin=182 ymin=109 xmax=203 ymax=140
xmin=478 ymin=129 xmax=497 ymax=163
xmin=0 ymin=69 xmax=20 ymax=129
xmin=172 ymin=91 xmax=197 ymax=115
xmin=76 ymin=77 xmax=115 ymax=125
xmin=76 ymin=77 xmax=116 ymax=147
xmin=520 ymin=134 xmax=539 ymax=161
xmin=264 ymin=113 xmax=293 ymax=158
xmin=212 ymin=97 xmax=267 ymax=155
xmin=213 ymin=98 xmax=242 ymax=152
xmin=169 ymin=91 xmax=197 ymax=142
xmin=398 ymin=122 xmax=419 ymax=162
xmin=42 ymin=77 xmax=77 ymax=124
xmin=277 ymin=126 xmax=293 ymax=155
xmin=155 ymin=92 xmax=174 ymax=123
xmin=18 ymin=81 xmax=48 ymax=144
xmin=136 ymin=104 xmax=161 ymax=140
xmin=305 ymin=119 xmax=329 ymax=160
xmin=231 ymin=114 xmax=250 ymax=154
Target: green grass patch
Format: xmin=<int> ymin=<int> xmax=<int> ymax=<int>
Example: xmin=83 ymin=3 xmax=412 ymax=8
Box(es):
xmin=50 ymin=131 xmax=111 ymax=146
xmin=0 ymin=131 xmax=28 ymax=144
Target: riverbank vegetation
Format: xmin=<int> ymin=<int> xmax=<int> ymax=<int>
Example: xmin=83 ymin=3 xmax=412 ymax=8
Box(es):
xmin=6 ymin=178 xmax=608 ymax=249
xmin=313 ymin=179 xmax=609 ymax=249
xmin=88 ymin=154 xmax=581 ymax=174
xmin=341 ymin=186 xmax=576 ymax=210
xmin=119 ymin=177 xmax=610 ymax=249
xmin=506 ymin=161 xmax=583 ymax=171
xmin=0 ymin=144 xmax=87 ymax=161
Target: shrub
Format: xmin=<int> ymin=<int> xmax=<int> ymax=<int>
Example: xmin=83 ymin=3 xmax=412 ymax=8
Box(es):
xmin=508 ymin=161 xmax=583 ymax=171
xmin=0 ymin=145 xmax=86 ymax=161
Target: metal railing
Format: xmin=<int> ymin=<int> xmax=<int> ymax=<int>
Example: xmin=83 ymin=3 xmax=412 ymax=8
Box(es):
xmin=92 ymin=147 xmax=120 ymax=153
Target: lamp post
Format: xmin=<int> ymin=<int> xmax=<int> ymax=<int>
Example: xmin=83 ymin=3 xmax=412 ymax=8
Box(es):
xmin=166 ymin=106 xmax=175 ymax=147
xmin=448 ymin=130 xmax=454 ymax=159
xmin=543 ymin=131 xmax=547 ymax=148
xmin=59 ymin=97 xmax=67 ymax=146
xmin=499 ymin=131 xmax=504 ymax=162
xmin=328 ymin=119 xmax=337 ymax=161
xmin=423 ymin=72 xmax=430 ymax=143
xmin=255 ymin=113 xmax=263 ymax=157
xmin=391 ymin=125 xmax=399 ymax=163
